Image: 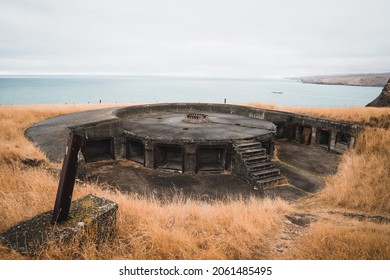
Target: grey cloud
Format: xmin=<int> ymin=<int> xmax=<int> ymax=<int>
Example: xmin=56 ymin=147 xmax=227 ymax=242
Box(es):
xmin=0 ymin=0 xmax=389 ymax=77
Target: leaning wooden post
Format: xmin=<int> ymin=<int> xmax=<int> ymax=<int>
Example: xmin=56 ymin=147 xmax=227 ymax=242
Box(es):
xmin=51 ymin=132 xmax=84 ymax=224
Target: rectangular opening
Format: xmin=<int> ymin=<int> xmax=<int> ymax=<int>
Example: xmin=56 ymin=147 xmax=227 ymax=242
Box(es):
xmin=316 ymin=129 xmax=331 ymax=149
xmin=127 ymin=139 xmax=145 ymax=164
xmin=82 ymin=138 xmax=114 ymax=162
xmin=335 ymin=132 xmax=351 ymax=152
xmin=295 ymin=125 xmax=312 ymax=145
xmin=197 ymin=146 xmax=226 ymax=172
xmin=336 ymin=132 xmax=350 ymax=146
xmin=154 ymin=145 xmax=183 ymax=171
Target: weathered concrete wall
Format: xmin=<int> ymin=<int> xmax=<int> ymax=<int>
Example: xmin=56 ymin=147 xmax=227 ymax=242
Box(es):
xmin=231 ymin=151 xmax=261 ymax=192
xmin=71 ymin=119 xmax=125 ymax=161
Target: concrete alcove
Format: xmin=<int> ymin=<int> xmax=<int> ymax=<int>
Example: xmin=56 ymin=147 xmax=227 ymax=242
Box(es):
xmin=316 ymin=128 xmax=331 ymax=150
xmin=336 ymin=132 xmax=351 ymax=146
xmin=82 ymin=138 xmax=115 ymax=162
xmin=154 ymin=144 xmax=184 ymax=172
xmin=197 ymin=145 xmax=227 ymax=172
xmin=334 ymin=131 xmax=354 ymax=153
xmin=126 ymin=139 xmax=145 ymax=165
xmin=293 ymin=124 xmax=312 ymax=145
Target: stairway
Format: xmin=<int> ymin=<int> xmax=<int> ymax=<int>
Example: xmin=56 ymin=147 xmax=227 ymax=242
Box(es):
xmin=233 ymin=140 xmax=286 ymax=189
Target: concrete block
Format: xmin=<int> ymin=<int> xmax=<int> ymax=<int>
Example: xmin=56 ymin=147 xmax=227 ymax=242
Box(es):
xmin=0 ymin=194 xmax=118 ymax=256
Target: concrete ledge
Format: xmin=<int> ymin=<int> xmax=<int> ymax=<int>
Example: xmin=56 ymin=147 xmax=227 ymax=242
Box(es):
xmin=0 ymin=194 xmax=118 ymax=256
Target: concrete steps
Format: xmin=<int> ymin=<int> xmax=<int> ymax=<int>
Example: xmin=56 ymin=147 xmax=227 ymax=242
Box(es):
xmin=247 ymin=161 xmax=276 ymax=172
xmin=240 ymin=148 xmax=266 ymax=157
xmin=233 ymin=139 xmax=286 ymax=189
xmin=242 ymin=154 xmax=270 ymax=163
xmin=255 ymin=175 xmax=286 ymax=187
xmin=252 ymin=168 xmax=281 ymax=179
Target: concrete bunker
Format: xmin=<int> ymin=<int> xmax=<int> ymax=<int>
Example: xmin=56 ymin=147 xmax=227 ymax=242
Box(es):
xmin=58 ymin=103 xmax=361 ymax=192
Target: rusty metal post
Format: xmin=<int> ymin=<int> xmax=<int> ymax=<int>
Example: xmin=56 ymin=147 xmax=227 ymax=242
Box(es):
xmin=51 ymin=132 xmax=84 ymax=224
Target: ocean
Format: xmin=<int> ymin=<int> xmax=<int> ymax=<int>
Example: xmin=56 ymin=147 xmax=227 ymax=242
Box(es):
xmin=0 ymin=75 xmax=381 ymax=107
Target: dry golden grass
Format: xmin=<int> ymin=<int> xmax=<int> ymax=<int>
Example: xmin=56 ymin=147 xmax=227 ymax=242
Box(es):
xmin=249 ymin=103 xmax=390 ymax=127
xmin=1 ymin=103 xmax=389 ymax=259
xmin=283 ymin=216 xmax=390 ymax=260
xmin=313 ymin=128 xmax=390 ymax=213
xmin=0 ymin=165 xmax=289 ymax=259
xmin=114 ymin=195 xmax=289 ymax=260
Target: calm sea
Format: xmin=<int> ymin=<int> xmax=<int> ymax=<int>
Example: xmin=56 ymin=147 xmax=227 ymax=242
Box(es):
xmin=0 ymin=75 xmax=381 ymax=107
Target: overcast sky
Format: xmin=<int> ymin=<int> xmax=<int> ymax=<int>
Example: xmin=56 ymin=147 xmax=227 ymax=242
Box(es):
xmin=1 ymin=0 xmax=389 ymax=78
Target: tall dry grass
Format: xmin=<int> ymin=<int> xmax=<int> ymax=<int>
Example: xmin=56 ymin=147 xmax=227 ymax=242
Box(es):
xmin=312 ymin=128 xmax=390 ymax=213
xmin=0 ymin=104 xmax=290 ymax=259
xmin=249 ymin=103 xmax=390 ymax=127
xmin=113 ymin=194 xmax=288 ymax=260
xmin=283 ymin=216 xmax=390 ymax=260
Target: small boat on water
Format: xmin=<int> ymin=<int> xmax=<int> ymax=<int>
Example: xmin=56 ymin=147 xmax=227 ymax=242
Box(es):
xmin=272 ymin=91 xmax=283 ymax=94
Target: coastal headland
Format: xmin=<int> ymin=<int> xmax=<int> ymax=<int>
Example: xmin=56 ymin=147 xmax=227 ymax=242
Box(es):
xmin=293 ymin=73 xmax=390 ymax=87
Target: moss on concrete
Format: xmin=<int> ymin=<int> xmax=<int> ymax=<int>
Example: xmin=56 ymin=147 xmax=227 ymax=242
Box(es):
xmin=0 ymin=194 xmax=118 ymax=256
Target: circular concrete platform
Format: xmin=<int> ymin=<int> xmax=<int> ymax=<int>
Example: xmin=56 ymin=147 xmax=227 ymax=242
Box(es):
xmin=122 ymin=112 xmax=275 ymax=142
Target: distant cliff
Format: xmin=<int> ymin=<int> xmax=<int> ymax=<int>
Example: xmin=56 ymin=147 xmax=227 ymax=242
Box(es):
xmin=296 ymin=73 xmax=390 ymax=87
xmin=366 ymin=78 xmax=390 ymax=107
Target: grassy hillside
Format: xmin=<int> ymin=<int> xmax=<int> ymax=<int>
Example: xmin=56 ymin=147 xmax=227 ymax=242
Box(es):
xmin=0 ymin=104 xmax=389 ymax=259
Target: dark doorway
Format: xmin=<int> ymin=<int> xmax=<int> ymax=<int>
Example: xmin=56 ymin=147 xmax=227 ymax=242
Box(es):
xmin=335 ymin=132 xmax=351 ymax=151
xmin=154 ymin=145 xmax=183 ymax=171
xmin=336 ymin=132 xmax=350 ymax=146
xmin=82 ymin=138 xmax=114 ymax=162
xmin=316 ymin=129 xmax=331 ymax=149
xmin=295 ymin=125 xmax=312 ymax=145
xmin=275 ymin=122 xmax=286 ymax=139
xmin=127 ymin=139 xmax=145 ymax=164
xmin=197 ymin=146 xmax=226 ymax=172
